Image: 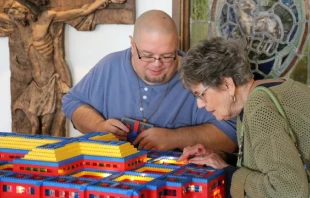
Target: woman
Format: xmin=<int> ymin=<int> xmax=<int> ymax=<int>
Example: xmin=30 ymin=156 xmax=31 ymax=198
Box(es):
xmin=178 ymin=37 xmax=310 ymax=198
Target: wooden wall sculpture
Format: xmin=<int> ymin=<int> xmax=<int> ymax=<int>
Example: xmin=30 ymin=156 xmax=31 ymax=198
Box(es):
xmin=0 ymin=0 xmax=135 ymax=136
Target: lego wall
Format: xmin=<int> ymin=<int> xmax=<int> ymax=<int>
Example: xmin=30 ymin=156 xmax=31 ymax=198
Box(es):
xmin=0 ymin=0 xmax=172 ymax=136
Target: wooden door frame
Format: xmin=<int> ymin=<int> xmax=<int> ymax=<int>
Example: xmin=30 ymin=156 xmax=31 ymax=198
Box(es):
xmin=172 ymin=0 xmax=190 ymax=52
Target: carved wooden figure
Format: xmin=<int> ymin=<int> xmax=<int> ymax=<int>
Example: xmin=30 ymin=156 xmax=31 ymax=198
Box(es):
xmin=0 ymin=0 xmax=134 ymax=136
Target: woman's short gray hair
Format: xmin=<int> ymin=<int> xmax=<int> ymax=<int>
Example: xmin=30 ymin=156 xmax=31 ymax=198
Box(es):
xmin=179 ymin=37 xmax=253 ymax=89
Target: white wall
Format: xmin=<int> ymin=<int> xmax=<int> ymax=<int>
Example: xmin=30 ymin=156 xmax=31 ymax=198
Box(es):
xmin=0 ymin=0 xmax=172 ymax=136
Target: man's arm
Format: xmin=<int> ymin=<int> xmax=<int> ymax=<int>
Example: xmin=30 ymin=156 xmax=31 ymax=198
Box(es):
xmin=49 ymin=0 xmax=127 ymax=23
xmin=52 ymin=0 xmax=109 ymax=22
xmin=134 ymin=123 xmax=236 ymax=152
xmin=71 ymin=104 xmax=129 ymax=139
xmin=71 ymin=104 xmax=106 ymax=133
xmin=173 ymin=124 xmax=236 ymax=152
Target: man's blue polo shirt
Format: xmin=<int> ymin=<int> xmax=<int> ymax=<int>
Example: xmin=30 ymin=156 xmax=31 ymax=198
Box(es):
xmin=62 ymin=48 xmax=237 ymax=144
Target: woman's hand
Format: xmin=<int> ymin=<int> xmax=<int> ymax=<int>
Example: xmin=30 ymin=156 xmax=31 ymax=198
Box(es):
xmin=178 ymin=144 xmax=229 ymax=169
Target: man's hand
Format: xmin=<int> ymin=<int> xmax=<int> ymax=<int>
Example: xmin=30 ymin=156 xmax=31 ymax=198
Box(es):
xmin=133 ymin=127 xmax=176 ymax=150
xmin=96 ymin=118 xmax=129 ymax=140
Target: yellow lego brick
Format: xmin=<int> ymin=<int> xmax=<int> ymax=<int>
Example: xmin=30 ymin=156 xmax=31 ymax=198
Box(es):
xmin=0 ymin=164 xmax=13 ymax=170
xmin=135 ymin=166 xmax=173 ymax=173
xmin=153 ymin=158 xmax=185 ymax=165
xmin=89 ymin=133 xmax=119 ymax=141
xmin=0 ymin=137 xmax=60 ymax=150
xmin=23 ymin=145 xmax=82 ymax=162
xmin=23 ymin=148 xmax=81 ymax=162
xmin=78 ymin=142 xmax=138 ymax=157
xmin=71 ymin=171 xmax=112 ymax=178
xmin=79 ymin=150 xmax=137 ymax=158
xmin=79 ymin=144 xmax=138 ymax=157
xmin=0 ymin=136 xmax=59 ymax=144
xmin=114 ymin=175 xmax=154 ymax=182
xmin=78 ymin=142 xmax=130 ymax=149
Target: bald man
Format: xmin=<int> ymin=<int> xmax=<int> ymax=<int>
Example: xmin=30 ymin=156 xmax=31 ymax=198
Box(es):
xmin=62 ymin=10 xmax=237 ymax=152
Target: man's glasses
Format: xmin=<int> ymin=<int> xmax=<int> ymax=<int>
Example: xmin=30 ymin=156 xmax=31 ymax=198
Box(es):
xmin=135 ymin=46 xmax=176 ymax=63
xmin=193 ymin=86 xmax=209 ymax=102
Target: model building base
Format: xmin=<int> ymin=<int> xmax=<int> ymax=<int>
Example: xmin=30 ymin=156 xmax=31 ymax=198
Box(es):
xmin=0 ymin=132 xmax=226 ymax=198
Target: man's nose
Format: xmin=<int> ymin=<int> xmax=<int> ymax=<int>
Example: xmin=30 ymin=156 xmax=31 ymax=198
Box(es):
xmin=152 ymin=58 xmax=163 ymax=66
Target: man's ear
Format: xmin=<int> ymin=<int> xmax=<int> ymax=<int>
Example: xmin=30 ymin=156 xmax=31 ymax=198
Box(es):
xmin=129 ymin=35 xmax=135 ymax=47
xmin=129 ymin=36 xmax=135 ymax=55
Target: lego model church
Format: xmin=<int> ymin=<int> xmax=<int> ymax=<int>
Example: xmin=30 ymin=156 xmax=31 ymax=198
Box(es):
xmin=0 ymin=131 xmax=226 ymax=198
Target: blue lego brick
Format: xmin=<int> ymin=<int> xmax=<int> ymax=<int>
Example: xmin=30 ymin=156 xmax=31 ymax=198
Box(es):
xmin=69 ymin=168 xmax=117 ymax=176
xmin=191 ymin=169 xmax=226 ymax=183
xmin=86 ymin=180 xmax=144 ymax=195
xmin=133 ymin=163 xmax=180 ymax=171
xmin=168 ymin=151 xmax=183 ymax=158
xmin=159 ymin=175 xmax=192 ymax=187
xmin=172 ymin=164 xmax=226 ymax=183
xmin=43 ymin=176 xmax=98 ymax=190
xmin=141 ymin=149 xmax=172 ymax=159
xmin=144 ymin=179 xmax=166 ymax=190
xmin=83 ymin=150 xmax=146 ymax=162
xmin=80 ymin=139 xmax=128 ymax=146
xmin=0 ymin=170 xmax=14 ymax=177
xmin=13 ymin=155 xmax=84 ymax=167
xmin=0 ymin=148 xmax=30 ymax=154
xmin=36 ymin=139 xmax=80 ymax=149
xmin=77 ymin=132 xmax=111 ymax=140
xmin=0 ymin=161 xmax=10 ymax=165
xmin=0 ymin=173 xmax=53 ymax=186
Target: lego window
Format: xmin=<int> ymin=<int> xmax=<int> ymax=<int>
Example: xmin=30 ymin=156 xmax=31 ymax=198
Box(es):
xmin=60 ymin=190 xmax=66 ymax=197
xmin=26 ymin=187 xmax=35 ymax=194
xmin=70 ymin=192 xmax=78 ymax=198
xmin=50 ymin=189 xmax=55 ymax=196
xmin=3 ymin=185 xmax=12 ymax=192
xmin=164 ymin=189 xmax=177 ymax=196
